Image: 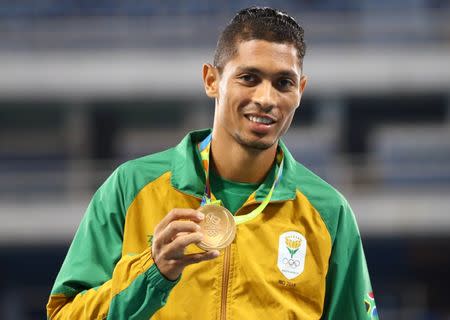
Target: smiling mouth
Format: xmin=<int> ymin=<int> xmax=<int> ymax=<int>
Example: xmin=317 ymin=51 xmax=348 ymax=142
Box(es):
xmin=245 ymin=115 xmax=276 ymax=125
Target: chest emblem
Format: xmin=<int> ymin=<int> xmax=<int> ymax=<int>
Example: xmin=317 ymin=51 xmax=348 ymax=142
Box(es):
xmin=277 ymin=231 xmax=307 ymax=280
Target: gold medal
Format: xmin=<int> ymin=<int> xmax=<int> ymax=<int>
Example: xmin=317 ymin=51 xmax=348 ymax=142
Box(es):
xmin=197 ymin=204 xmax=236 ymax=251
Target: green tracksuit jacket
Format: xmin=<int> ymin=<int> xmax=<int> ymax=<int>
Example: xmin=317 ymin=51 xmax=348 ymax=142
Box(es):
xmin=47 ymin=129 xmax=378 ymax=319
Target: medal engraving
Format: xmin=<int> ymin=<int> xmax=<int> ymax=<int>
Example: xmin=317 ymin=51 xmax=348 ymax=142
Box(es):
xmin=204 ymin=213 xmax=222 ymax=237
xmin=197 ymin=204 xmax=236 ymax=251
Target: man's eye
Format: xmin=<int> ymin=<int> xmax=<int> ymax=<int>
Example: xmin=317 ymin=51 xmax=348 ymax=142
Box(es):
xmin=239 ymin=74 xmax=256 ymax=83
xmin=278 ymin=79 xmax=295 ymax=89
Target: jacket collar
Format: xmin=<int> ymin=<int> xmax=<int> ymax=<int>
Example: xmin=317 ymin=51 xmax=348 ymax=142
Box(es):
xmin=170 ymin=129 xmax=297 ymax=202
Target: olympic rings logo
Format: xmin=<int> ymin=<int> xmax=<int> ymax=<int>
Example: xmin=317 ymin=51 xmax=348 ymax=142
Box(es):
xmin=282 ymin=258 xmax=301 ymax=268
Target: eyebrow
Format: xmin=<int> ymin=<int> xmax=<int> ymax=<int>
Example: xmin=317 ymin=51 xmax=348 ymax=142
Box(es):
xmin=235 ymin=66 xmax=299 ymax=79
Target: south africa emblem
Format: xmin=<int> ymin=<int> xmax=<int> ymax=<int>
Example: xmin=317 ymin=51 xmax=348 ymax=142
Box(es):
xmin=277 ymin=231 xmax=307 ymax=279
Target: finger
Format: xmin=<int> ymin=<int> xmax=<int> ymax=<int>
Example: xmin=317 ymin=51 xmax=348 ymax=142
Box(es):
xmin=163 ymin=231 xmax=204 ymax=257
xmin=158 ymin=220 xmax=201 ymax=245
xmin=155 ymin=208 xmax=204 ymax=234
xmin=172 ymin=231 xmax=196 ymax=242
xmin=181 ymin=250 xmax=221 ymax=266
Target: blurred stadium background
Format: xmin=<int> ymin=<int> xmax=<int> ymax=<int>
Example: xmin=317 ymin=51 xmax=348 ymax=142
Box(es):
xmin=0 ymin=1 xmax=449 ymax=319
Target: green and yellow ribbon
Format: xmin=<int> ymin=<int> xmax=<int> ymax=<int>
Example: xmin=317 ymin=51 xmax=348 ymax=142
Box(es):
xmin=198 ymin=133 xmax=284 ymax=225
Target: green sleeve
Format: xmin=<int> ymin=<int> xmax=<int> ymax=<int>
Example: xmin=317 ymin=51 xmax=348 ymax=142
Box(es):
xmin=47 ymin=166 xmax=178 ymax=319
xmin=322 ymin=202 xmax=378 ymax=320
xmin=107 ymin=263 xmax=178 ymax=319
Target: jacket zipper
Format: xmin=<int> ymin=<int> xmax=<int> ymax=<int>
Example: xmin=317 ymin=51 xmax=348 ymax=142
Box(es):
xmin=174 ymin=189 xmax=233 ymax=319
xmin=220 ymin=245 xmax=231 ymax=320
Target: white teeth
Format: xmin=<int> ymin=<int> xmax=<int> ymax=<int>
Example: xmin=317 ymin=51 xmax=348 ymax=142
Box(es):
xmin=248 ymin=115 xmax=273 ymax=124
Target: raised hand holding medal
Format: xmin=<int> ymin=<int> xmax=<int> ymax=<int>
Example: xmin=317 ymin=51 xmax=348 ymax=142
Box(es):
xmin=150 ymin=208 xmax=220 ymax=280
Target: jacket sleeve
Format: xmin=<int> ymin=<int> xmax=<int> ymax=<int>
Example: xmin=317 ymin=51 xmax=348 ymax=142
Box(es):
xmin=46 ymin=166 xmax=179 ymax=320
xmin=322 ymin=202 xmax=378 ymax=320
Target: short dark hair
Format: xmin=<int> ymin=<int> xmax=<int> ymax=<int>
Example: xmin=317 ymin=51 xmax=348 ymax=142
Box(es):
xmin=213 ymin=7 xmax=306 ymax=71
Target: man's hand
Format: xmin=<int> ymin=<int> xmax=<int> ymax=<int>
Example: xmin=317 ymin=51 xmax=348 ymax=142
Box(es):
xmin=151 ymin=208 xmax=220 ymax=280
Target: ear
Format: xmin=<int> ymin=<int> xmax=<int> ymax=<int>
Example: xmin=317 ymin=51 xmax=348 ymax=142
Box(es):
xmin=202 ymin=63 xmax=220 ymax=98
xmin=299 ymin=74 xmax=308 ymax=94
xmin=295 ymin=74 xmax=308 ymax=110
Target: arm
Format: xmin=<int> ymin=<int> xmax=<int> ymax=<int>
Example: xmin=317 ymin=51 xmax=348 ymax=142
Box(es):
xmin=46 ymin=167 xmax=178 ymax=320
xmin=47 ymin=167 xmax=219 ymax=320
xmin=322 ymin=202 xmax=378 ymax=320
xmin=47 ymin=248 xmax=178 ymax=320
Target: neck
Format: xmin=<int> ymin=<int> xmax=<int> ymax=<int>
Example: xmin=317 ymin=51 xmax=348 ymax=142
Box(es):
xmin=210 ymin=131 xmax=277 ymax=184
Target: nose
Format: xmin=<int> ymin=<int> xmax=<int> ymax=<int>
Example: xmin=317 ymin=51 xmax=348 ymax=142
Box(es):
xmin=253 ymin=80 xmax=275 ymax=112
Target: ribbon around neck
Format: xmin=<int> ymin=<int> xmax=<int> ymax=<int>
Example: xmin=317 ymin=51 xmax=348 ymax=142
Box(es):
xmin=198 ymin=133 xmax=284 ymax=225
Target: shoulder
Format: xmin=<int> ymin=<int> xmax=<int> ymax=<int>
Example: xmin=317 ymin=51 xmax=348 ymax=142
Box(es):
xmin=103 ymin=147 xmax=176 ymax=211
xmin=118 ymin=147 xmax=175 ymax=181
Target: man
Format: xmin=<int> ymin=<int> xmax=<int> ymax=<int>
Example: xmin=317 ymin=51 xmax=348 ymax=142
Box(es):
xmin=47 ymin=7 xmax=378 ymax=320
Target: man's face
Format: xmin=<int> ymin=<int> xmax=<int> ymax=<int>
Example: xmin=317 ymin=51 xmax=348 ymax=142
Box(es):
xmin=204 ymin=39 xmax=307 ymax=151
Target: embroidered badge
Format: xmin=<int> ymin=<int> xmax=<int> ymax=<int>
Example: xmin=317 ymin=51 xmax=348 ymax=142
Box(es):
xmin=147 ymin=234 xmax=153 ymax=246
xmin=277 ymin=231 xmax=307 ymax=279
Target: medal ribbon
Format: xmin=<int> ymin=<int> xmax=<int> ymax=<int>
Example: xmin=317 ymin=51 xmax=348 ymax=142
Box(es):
xmin=198 ymin=133 xmax=284 ymax=225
